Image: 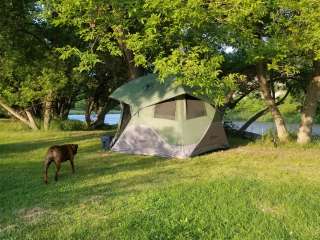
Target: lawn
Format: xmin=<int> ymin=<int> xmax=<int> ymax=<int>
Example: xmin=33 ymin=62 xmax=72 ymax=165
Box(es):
xmin=1 ymin=120 xmax=320 ymax=240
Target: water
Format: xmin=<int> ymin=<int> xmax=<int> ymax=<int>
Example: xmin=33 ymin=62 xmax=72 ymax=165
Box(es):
xmin=68 ymin=114 xmax=320 ymax=136
xmin=68 ymin=113 xmax=121 ymax=125
xmin=233 ymin=121 xmax=320 ymax=136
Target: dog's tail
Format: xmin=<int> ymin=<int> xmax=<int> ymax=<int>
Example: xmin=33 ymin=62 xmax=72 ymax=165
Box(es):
xmin=43 ymin=157 xmax=52 ymax=184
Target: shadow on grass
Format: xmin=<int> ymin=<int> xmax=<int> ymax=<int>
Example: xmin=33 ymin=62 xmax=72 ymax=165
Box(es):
xmin=227 ymin=134 xmax=253 ymax=149
xmin=0 ymin=132 xmax=246 ymax=199
xmin=0 ymin=132 xmax=104 ymax=157
xmin=0 ymin=140 xmax=173 ymax=216
xmin=0 ymin=128 xmax=252 ymax=222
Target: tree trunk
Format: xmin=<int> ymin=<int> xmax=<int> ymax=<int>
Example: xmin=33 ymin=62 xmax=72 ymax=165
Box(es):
xmin=220 ymin=91 xmax=251 ymax=115
xmin=62 ymin=98 xmax=72 ymax=120
xmin=239 ymin=108 xmax=269 ymax=132
xmin=297 ymin=61 xmax=320 ymax=144
xmin=57 ymin=97 xmax=72 ymax=120
xmin=92 ymin=100 xmax=117 ymax=129
xmin=31 ymin=102 xmax=43 ymax=119
xmin=92 ymin=105 xmax=107 ymax=129
xmin=256 ymin=62 xmax=289 ymax=142
xmin=114 ymin=27 xmax=141 ymax=80
xmin=25 ymin=110 xmax=39 ymax=130
xmin=43 ymin=96 xmax=53 ymax=131
xmin=85 ymin=98 xmax=94 ymax=127
xmin=0 ymin=98 xmax=39 ymax=130
xmin=125 ymin=50 xmax=139 ymax=80
xmin=239 ymin=89 xmax=290 ymax=132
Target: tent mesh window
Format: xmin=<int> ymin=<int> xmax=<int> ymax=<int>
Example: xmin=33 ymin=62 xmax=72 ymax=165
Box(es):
xmin=154 ymin=99 xmax=176 ymax=120
xmin=186 ymin=96 xmax=207 ymax=119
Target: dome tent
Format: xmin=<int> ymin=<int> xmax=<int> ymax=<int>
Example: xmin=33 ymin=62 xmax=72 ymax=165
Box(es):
xmin=109 ymin=74 xmax=229 ymax=158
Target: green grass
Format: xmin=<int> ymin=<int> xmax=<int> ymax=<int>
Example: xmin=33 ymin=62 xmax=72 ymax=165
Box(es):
xmin=1 ymin=120 xmax=320 ymax=239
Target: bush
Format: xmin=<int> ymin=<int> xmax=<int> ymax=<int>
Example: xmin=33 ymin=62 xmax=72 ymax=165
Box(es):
xmin=61 ymin=120 xmax=87 ymax=131
xmin=1 ymin=118 xmax=116 ymax=131
xmin=0 ymin=109 xmax=9 ymax=118
xmin=0 ymin=119 xmax=30 ymax=131
xmin=50 ymin=119 xmax=87 ymax=131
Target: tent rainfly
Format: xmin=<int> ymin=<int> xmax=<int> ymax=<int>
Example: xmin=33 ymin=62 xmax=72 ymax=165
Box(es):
xmin=109 ymin=74 xmax=229 ymax=158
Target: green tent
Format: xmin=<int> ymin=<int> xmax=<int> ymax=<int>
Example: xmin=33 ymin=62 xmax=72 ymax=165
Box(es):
xmin=110 ymin=74 xmax=229 ymax=158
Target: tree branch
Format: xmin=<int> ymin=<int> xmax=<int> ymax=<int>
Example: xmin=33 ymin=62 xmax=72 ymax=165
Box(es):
xmin=239 ymin=89 xmax=291 ymax=132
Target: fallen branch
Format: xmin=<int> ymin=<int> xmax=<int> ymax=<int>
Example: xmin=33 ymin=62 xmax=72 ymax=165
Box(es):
xmin=0 ymin=98 xmax=39 ymax=130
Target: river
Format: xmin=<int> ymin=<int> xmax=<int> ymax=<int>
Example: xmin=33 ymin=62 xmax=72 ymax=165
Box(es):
xmin=233 ymin=121 xmax=320 ymax=135
xmin=68 ymin=114 xmax=320 ymax=135
xmin=68 ymin=113 xmax=120 ymax=125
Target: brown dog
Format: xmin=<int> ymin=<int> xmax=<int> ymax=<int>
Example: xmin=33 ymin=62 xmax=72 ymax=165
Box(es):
xmin=43 ymin=144 xmax=78 ymax=184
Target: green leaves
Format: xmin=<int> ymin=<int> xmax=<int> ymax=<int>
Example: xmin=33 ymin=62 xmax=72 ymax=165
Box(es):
xmin=77 ymin=51 xmax=102 ymax=73
xmin=125 ymin=1 xmax=239 ymax=105
xmin=2 ymin=0 xmax=320 ymax=114
xmin=277 ymin=0 xmax=320 ymax=60
xmin=43 ymin=0 xmax=147 ymax=73
xmin=154 ymin=47 xmax=235 ymax=106
xmin=57 ymin=45 xmax=82 ymax=60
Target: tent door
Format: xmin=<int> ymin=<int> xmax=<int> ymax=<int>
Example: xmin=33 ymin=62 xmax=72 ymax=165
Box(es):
xmin=111 ymin=103 xmax=131 ymax=146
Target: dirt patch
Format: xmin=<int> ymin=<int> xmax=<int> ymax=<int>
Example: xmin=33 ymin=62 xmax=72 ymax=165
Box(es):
xmin=81 ymin=195 xmax=104 ymax=207
xmin=18 ymin=207 xmax=46 ymax=223
xmin=100 ymin=151 xmax=113 ymax=157
xmin=0 ymin=224 xmax=17 ymax=233
xmin=255 ymin=201 xmax=284 ymax=217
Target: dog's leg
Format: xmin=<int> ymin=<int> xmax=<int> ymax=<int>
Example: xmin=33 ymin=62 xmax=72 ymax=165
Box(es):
xmin=70 ymin=158 xmax=75 ymax=174
xmin=54 ymin=161 xmax=61 ymax=182
xmin=44 ymin=158 xmax=52 ymax=184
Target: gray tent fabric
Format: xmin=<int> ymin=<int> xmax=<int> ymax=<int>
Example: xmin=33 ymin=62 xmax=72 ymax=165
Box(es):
xmin=110 ymin=74 xmax=229 ymax=158
xmin=112 ymin=122 xmax=228 ymax=158
xmin=113 ymin=124 xmax=178 ymax=157
xmin=112 ymin=124 xmax=197 ymax=158
xmin=191 ymin=122 xmax=229 ymax=156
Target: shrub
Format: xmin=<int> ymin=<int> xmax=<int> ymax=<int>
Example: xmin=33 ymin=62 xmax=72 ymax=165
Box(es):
xmin=49 ymin=119 xmax=87 ymax=131
xmin=0 ymin=119 xmax=30 ymax=131
xmin=59 ymin=120 xmax=87 ymax=131
xmin=0 ymin=109 xmax=9 ymax=118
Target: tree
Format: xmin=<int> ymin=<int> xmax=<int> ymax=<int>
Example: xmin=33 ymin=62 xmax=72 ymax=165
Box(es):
xmin=274 ymin=0 xmax=320 ymax=144
xmin=44 ymin=0 xmax=146 ymax=80
xmin=125 ymin=0 xmax=241 ymax=107
xmin=82 ymin=55 xmax=127 ymax=128
xmin=0 ymin=0 xmax=81 ymax=130
xmin=207 ymin=0 xmax=293 ymax=142
xmin=41 ymin=1 xmax=149 ymax=129
xmin=0 ymin=51 xmax=73 ymax=130
xmin=298 ymin=62 xmax=320 ymax=144
xmin=0 ymin=0 xmax=40 ymax=129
